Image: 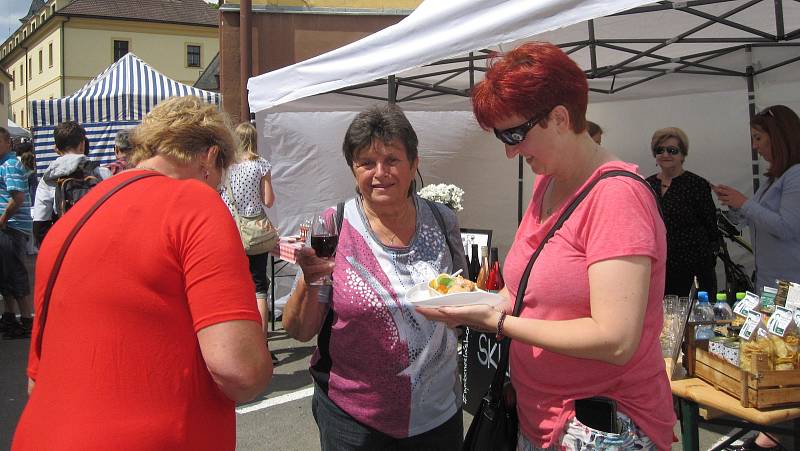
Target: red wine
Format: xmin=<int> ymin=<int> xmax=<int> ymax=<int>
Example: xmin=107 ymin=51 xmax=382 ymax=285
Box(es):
xmin=311 ymin=234 xmax=338 ymax=258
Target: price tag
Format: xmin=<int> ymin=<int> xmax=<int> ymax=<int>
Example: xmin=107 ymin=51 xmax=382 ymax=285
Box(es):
xmin=739 ymin=311 xmax=763 ymax=340
xmin=786 ymin=282 xmax=800 ymax=311
xmin=767 ymin=306 xmax=793 ymax=337
xmin=734 ymin=291 xmax=760 ymax=317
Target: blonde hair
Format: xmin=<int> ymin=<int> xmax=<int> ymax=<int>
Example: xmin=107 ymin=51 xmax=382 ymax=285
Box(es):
xmin=651 ymin=127 xmax=689 ymax=157
xmin=235 ymin=122 xmax=260 ymax=161
xmin=130 ymin=96 xmax=236 ymax=169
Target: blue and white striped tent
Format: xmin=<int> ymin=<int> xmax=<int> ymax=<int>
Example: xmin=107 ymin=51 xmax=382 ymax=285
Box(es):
xmin=31 ymin=53 xmax=221 ymax=174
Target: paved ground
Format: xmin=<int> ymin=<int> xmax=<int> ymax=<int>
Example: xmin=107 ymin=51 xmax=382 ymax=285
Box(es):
xmin=1 ymin=255 xmax=796 ymax=450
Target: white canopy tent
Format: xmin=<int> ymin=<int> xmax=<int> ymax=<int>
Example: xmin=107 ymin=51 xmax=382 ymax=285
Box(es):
xmin=247 ymin=0 xmax=800 ymax=281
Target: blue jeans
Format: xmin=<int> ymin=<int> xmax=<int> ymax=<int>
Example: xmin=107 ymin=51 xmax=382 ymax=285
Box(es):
xmin=312 ymin=387 xmax=463 ymax=451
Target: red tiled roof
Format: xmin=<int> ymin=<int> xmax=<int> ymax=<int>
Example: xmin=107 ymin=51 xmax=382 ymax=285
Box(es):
xmin=57 ymin=0 xmax=217 ymax=27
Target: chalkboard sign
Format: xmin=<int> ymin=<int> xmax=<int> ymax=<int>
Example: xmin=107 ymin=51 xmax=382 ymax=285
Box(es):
xmin=462 ymin=327 xmax=509 ymax=414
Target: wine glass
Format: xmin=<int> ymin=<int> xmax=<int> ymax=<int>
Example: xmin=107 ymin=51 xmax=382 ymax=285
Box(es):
xmin=309 ymin=213 xmax=339 ymax=285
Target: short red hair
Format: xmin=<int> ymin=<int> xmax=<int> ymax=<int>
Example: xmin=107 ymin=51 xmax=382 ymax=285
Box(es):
xmin=471 ymin=42 xmax=588 ymax=133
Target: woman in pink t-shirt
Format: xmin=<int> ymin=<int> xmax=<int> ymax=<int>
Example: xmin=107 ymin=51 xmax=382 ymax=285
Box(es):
xmin=419 ymin=42 xmax=676 ymax=450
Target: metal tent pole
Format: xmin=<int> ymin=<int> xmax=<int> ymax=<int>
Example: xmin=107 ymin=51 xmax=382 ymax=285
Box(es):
xmin=745 ymin=46 xmax=760 ymax=193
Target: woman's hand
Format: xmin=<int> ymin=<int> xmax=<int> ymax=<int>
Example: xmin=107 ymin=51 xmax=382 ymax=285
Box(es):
xmin=295 ymin=247 xmax=335 ymax=285
xmin=713 ymin=184 xmax=748 ymax=209
xmin=416 ymin=305 xmax=501 ymax=333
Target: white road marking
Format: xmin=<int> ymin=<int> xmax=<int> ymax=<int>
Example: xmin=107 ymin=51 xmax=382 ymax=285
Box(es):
xmin=236 ymin=387 xmax=315 ymax=414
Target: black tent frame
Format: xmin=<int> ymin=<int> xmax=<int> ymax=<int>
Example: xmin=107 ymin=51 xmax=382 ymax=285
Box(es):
xmin=330 ymin=0 xmax=800 ymax=222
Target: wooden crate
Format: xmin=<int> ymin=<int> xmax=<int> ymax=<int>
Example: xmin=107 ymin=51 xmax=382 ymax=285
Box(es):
xmin=691 ymin=343 xmax=800 ymax=409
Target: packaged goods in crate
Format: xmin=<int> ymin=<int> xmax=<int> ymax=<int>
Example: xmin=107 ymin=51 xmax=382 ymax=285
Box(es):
xmin=722 ymin=341 xmax=739 ymax=366
xmin=692 ymin=343 xmax=800 ymax=409
xmin=708 ymin=337 xmax=738 ymax=365
xmin=686 ymin=282 xmax=800 ymax=409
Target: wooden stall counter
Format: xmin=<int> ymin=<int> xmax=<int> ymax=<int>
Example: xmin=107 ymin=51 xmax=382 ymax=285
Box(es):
xmin=670 ymin=375 xmax=800 ymax=450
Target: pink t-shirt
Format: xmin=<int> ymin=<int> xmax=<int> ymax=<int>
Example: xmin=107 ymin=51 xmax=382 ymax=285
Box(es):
xmin=505 ymin=161 xmax=676 ymax=450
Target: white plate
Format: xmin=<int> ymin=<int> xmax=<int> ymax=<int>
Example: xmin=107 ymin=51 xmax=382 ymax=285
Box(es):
xmin=406 ymin=282 xmax=505 ymax=308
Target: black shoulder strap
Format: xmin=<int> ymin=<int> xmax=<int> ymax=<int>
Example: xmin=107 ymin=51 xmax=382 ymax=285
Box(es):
xmin=335 ymin=201 xmax=345 ymax=232
xmin=34 ymin=172 xmax=161 ymax=359
xmin=422 ymin=198 xmax=456 ymax=260
xmin=486 ymin=169 xmax=662 ymax=398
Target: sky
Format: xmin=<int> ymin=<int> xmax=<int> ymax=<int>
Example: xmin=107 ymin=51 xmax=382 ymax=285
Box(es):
xmin=1 ymin=0 xmax=219 ymax=44
xmin=1 ymin=0 xmax=31 ymax=44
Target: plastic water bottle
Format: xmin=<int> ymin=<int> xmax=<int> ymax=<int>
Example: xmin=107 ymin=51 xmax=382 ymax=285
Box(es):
xmin=692 ymin=291 xmax=716 ymax=340
xmin=712 ymin=292 xmax=734 ymax=321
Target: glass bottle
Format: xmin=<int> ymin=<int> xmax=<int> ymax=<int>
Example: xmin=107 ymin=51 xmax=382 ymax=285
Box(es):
xmin=486 ymin=247 xmax=504 ymax=293
xmin=469 ymin=244 xmax=480 ymax=282
xmin=476 ymin=246 xmax=489 ymax=290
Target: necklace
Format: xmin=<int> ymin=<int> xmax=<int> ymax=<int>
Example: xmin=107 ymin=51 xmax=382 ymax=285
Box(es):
xmin=361 ymin=197 xmax=416 ymax=246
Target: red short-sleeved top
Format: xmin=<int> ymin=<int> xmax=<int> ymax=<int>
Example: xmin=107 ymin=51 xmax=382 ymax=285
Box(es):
xmin=13 ymin=171 xmax=261 ymax=451
xmin=505 ymin=162 xmax=676 ymax=450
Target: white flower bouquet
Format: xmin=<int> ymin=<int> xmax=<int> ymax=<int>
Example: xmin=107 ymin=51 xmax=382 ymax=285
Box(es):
xmin=417 ymin=183 xmax=465 ymax=212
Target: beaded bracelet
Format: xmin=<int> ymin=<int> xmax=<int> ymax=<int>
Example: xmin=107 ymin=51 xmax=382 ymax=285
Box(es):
xmin=495 ymin=311 xmax=508 ymax=341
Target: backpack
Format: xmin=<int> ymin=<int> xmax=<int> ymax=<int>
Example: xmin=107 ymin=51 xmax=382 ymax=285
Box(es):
xmin=54 ymin=160 xmax=102 ymax=216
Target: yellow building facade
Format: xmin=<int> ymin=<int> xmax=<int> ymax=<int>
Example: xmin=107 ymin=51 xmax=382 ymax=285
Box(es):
xmin=0 ymin=70 xmax=10 ymax=129
xmin=1 ymin=0 xmax=219 ymax=129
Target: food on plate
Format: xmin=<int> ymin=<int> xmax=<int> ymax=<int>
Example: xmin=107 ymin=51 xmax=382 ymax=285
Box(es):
xmin=428 ymin=274 xmax=476 ymax=295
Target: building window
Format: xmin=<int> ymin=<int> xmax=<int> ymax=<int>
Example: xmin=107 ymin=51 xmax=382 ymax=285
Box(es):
xmin=113 ymin=40 xmax=129 ymax=62
xmin=28 ymin=58 xmax=32 ymax=80
xmin=20 ymin=64 xmax=24 ymax=85
xmin=187 ymin=45 xmax=201 ymax=67
xmin=0 ymin=84 xmax=4 ymax=104
xmin=41 ymin=13 xmax=46 ymax=22
xmin=49 ymin=42 xmax=53 ymax=67
xmin=39 ymin=50 xmax=43 ymax=73
xmin=51 ymin=4 xmax=56 ymax=14
xmin=11 ymin=70 xmax=14 ymax=89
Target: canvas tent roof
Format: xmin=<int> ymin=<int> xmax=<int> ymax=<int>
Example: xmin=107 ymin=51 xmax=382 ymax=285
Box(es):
xmin=248 ymin=0 xmax=800 ymax=112
xmin=31 ymin=53 xmax=221 ymax=173
xmin=243 ymin=0 xmax=795 ymax=305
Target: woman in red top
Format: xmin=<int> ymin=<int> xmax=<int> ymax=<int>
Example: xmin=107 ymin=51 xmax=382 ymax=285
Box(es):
xmin=13 ymin=96 xmax=273 ymax=450
xmin=419 ymin=42 xmax=675 ymax=450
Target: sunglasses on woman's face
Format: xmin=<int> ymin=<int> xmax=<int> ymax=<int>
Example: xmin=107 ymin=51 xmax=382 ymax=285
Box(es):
xmin=654 ymin=146 xmax=681 ymax=156
xmin=493 ymin=109 xmax=551 ymax=146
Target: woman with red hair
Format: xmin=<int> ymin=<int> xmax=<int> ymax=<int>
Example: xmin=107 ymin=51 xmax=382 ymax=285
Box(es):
xmin=419 ymin=42 xmax=675 ymax=450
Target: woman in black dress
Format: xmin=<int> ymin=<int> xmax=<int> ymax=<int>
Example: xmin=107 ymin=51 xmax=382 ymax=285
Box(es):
xmin=646 ymin=127 xmax=720 ymax=297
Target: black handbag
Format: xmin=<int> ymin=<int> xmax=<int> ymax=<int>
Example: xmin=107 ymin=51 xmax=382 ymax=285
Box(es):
xmin=463 ymin=170 xmax=658 ymax=451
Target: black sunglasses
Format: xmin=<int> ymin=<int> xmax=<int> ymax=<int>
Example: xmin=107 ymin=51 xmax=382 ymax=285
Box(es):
xmin=654 ymin=146 xmax=682 ymax=156
xmin=493 ymin=110 xmax=551 ymax=145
